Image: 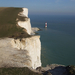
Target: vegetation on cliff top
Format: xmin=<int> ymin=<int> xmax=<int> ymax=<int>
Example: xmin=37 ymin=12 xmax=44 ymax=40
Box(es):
xmin=0 ymin=7 xmax=30 ymax=38
xmin=0 ymin=67 xmax=42 ymax=75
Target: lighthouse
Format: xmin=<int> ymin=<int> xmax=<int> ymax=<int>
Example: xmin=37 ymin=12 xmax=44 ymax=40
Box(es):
xmin=45 ymin=22 xmax=47 ymax=28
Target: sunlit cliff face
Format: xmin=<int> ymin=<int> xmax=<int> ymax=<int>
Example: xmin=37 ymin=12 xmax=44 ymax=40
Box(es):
xmin=0 ymin=8 xmax=41 ymax=69
xmin=11 ymin=36 xmax=41 ymax=69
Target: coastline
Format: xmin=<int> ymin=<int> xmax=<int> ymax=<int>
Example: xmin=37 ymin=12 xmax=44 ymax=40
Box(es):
xmin=0 ymin=7 xmax=75 ymax=75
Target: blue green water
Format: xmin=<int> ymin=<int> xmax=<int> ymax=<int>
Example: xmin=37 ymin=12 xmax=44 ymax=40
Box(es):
xmin=29 ymin=15 xmax=75 ymax=67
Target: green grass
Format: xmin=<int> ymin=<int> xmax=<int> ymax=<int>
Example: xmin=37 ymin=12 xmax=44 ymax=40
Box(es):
xmin=0 ymin=67 xmax=42 ymax=75
xmin=0 ymin=7 xmax=30 ymax=38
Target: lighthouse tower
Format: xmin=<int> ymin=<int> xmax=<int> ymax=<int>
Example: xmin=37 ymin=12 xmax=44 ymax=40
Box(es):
xmin=45 ymin=22 xmax=47 ymax=28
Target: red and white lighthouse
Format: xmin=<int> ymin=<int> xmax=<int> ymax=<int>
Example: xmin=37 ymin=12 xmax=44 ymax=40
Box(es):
xmin=45 ymin=22 xmax=47 ymax=28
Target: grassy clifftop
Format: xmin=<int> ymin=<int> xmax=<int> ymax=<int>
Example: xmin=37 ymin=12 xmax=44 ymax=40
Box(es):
xmin=0 ymin=7 xmax=30 ymax=38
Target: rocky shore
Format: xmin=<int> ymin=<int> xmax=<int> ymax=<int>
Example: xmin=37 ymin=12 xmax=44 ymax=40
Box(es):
xmin=30 ymin=64 xmax=75 ymax=75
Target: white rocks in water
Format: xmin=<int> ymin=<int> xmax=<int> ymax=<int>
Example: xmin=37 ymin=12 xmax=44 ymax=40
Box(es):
xmin=32 ymin=27 xmax=40 ymax=32
xmin=31 ymin=27 xmax=40 ymax=35
xmin=11 ymin=36 xmax=41 ymax=69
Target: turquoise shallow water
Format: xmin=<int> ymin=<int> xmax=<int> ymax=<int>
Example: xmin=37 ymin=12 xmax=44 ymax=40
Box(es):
xmin=29 ymin=15 xmax=75 ymax=67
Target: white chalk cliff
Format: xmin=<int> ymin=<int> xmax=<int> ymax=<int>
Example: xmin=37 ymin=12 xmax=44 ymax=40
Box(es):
xmin=0 ymin=8 xmax=41 ymax=69
xmin=11 ymin=36 xmax=41 ymax=69
xmin=12 ymin=8 xmax=41 ymax=69
xmin=18 ymin=8 xmax=28 ymax=17
xmin=18 ymin=8 xmax=31 ymax=35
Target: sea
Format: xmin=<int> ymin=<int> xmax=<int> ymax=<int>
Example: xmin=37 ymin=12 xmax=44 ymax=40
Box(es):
xmin=29 ymin=14 xmax=75 ymax=67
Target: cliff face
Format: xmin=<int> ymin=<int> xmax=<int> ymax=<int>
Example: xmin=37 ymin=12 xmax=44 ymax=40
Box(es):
xmin=18 ymin=8 xmax=31 ymax=35
xmin=0 ymin=8 xmax=41 ymax=69
xmin=11 ymin=36 xmax=41 ymax=69
xmin=0 ymin=38 xmax=32 ymax=67
xmin=11 ymin=8 xmax=41 ymax=69
xmin=18 ymin=8 xmax=28 ymax=17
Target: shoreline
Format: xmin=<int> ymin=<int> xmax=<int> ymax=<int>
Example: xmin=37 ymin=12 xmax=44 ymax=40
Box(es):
xmin=0 ymin=7 xmax=75 ymax=75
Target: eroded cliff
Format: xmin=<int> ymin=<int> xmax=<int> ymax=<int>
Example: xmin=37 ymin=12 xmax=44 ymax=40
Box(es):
xmin=0 ymin=8 xmax=41 ymax=69
xmin=17 ymin=8 xmax=31 ymax=35
xmin=11 ymin=36 xmax=41 ymax=69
